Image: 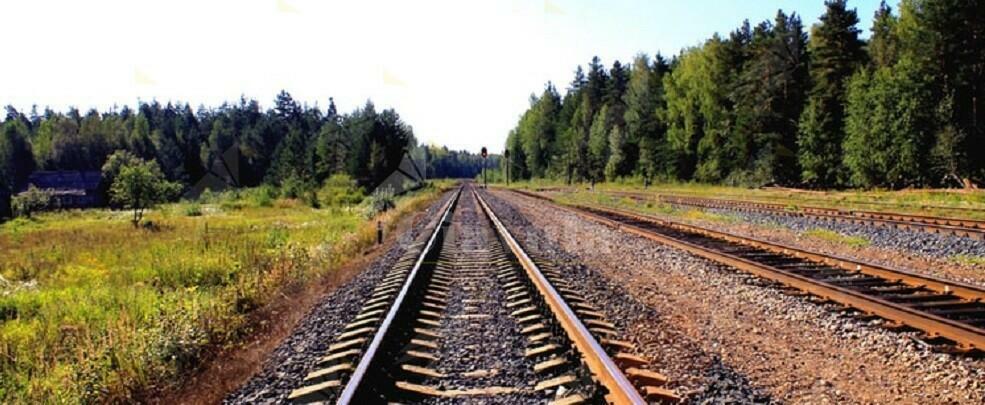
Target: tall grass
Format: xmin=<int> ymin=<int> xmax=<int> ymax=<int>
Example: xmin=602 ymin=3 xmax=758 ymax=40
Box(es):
xmin=802 ymin=228 xmax=871 ymax=248
xmin=0 ymin=185 xmax=440 ymax=403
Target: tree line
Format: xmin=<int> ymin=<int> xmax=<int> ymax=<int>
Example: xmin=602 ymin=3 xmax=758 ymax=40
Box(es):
xmin=503 ymin=0 xmax=983 ymax=189
xmin=0 ymin=91 xmax=487 ymax=219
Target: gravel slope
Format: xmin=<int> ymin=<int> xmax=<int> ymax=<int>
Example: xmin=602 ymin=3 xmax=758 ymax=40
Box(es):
xmin=488 ymin=189 xmax=985 ymax=404
xmin=699 ymin=206 xmax=985 ymax=259
xmin=224 ymin=192 xmax=452 ymax=404
xmin=614 ymin=199 xmax=985 ymax=287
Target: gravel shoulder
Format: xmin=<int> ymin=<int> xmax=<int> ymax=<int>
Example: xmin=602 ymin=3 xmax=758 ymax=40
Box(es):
xmin=224 ymin=191 xmax=453 ymax=404
xmin=566 ymin=191 xmax=985 ymax=287
xmin=489 ymin=189 xmax=985 ymax=404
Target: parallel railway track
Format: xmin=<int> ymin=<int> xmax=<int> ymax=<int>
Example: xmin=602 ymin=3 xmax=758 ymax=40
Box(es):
xmin=601 ymin=191 xmax=985 ymax=240
xmin=288 ymin=185 xmax=677 ymax=404
xmin=510 ymin=189 xmax=985 ymax=353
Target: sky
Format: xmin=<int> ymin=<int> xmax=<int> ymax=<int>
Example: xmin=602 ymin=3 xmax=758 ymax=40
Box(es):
xmin=0 ymin=0 xmax=882 ymax=153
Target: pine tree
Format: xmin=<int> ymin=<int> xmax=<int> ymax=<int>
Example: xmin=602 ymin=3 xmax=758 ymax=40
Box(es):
xmin=505 ymin=129 xmax=528 ymax=180
xmin=797 ymin=0 xmax=865 ymax=187
xmin=565 ymin=96 xmax=591 ymax=182
xmin=897 ymin=0 xmax=984 ymax=184
xmin=585 ymin=56 xmax=609 ymax=120
xmin=129 ymin=113 xmax=157 ymax=160
xmin=587 ymin=104 xmax=610 ymax=185
xmin=0 ymin=120 xmax=35 ymax=191
xmin=605 ymin=125 xmax=625 ymax=181
xmin=315 ymin=119 xmax=347 ymax=180
xmin=868 ymin=1 xmax=899 ymax=69
xmin=604 ymin=60 xmax=629 ymax=129
xmin=731 ymin=11 xmax=808 ymax=185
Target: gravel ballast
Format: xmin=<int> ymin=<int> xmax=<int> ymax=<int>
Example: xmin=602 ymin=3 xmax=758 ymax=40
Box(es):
xmin=224 ymin=192 xmax=453 ymax=404
xmin=487 ymin=189 xmax=985 ymax=404
xmin=609 ymin=197 xmax=985 ymax=287
xmin=697 ymin=206 xmax=985 ymax=259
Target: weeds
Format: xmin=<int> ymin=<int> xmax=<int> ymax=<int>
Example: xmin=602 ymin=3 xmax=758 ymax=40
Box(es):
xmin=803 ymin=228 xmax=871 ymax=248
xmin=0 ymin=185 xmax=440 ymax=403
xmin=950 ymin=254 xmax=985 ymax=267
xmin=367 ymin=186 xmax=396 ymax=217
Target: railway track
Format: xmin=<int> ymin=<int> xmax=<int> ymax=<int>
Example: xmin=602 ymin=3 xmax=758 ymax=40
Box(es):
xmin=601 ymin=191 xmax=985 ymax=240
xmin=288 ymin=185 xmax=677 ymax=404
xmin=509 ymin=189 xmax=985 ymax=353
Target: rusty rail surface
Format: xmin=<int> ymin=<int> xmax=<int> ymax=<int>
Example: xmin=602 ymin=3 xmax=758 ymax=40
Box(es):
xmin=474 ymin=188 xmax=648 ymax=404
xmin=288 ymin=185 xmax=673 ymax=404
xmin=509 ymin=188 xmax=985 ymax=351
xmin=334 ymin=186 xmax=462 ymax=404
xmin=602 ymin=191 xmax=985 ymax=240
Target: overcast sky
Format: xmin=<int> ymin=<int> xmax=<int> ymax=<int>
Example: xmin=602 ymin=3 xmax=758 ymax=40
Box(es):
xmin=0 ymin=0 xmax=880 ymax=153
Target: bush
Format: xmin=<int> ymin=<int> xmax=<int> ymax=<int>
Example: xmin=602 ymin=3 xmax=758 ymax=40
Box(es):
xmin=252 ymin=185 xmax=277 ymax=207
xmin=367 ymin=186 xmax=396 ymax=217
xmin=305 ymin=190 xmax=321 ymax=209
xmin=318 ymin=174 xmax=364 ymax=207
xmin=183 ymin=204 xmax=202 ymax=217
xmin=280 ymin=177 xmax=310 ymax=199
xmin=12 ymin=186 xmax=54 ymax=218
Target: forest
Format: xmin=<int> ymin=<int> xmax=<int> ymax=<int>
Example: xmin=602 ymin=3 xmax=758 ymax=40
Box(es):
xmin=503 ymin=0 xmax=983 ymax=189
xmin=0 ymin=91 xmax=488 ymax=219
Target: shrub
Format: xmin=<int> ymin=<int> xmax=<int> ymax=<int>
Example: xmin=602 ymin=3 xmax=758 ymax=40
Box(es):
xmin=318 ymin=174 xmax=364 ymax=207
xmin=183 ymin=204 xmax=202 ymax=217
xmin=252 ymin=185 xmax=277 ymax=207
xmin=12 ymin=186 xmax=54 ymax=218
xmin=367 ymin=186 xmax=396 ymax=217
xmin=280 ymin=177 xmax=309 ymax=199
xmin=306 ymin=190 xmax=321 ymax=209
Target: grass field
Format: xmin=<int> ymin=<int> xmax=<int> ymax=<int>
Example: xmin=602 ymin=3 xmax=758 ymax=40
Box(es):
xmin=507 ymin=179 xmax=985 ymax=220
xmin=0 ymin=184 xmax=444 ymax=403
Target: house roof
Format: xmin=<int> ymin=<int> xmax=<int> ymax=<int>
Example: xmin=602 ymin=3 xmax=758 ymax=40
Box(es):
xmin=25 ymin=171 xmax=102 ymax=192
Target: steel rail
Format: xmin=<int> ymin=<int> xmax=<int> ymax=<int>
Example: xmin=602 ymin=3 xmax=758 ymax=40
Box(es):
xmin=631 ymin=192 xmax=985 ymax=239
xmin=508 ymin=188 xmax=985 ymax=350
xmin=541 ymin=186 xmax=985 ymax=217
xmin=336 ymin=187 xmax=462 ymax=405
xmin=473 ymin=188 xmax=646 ymax=405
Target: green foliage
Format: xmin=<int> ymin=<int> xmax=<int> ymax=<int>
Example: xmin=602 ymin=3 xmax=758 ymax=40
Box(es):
xmin=868 ymin=1 xmax=899 ymax=69
xmin=803 ymin=228 xmax=870 ymax=248
xmin=664 ymin=36 xmax=734 ymax=182
xmin=625 ymin=54 xmax=670 ymax=181
xmin=498 ymin=1 xmax=983 ymax=190
xmin=0 ymin=185 xmax=443 ymax=402
xmin=587 ymin=104 xmax=610 ymax=183
xmin=11 ymin=186 xmax=54 ymax=218
xmin=100 ymin=150 xmax=142 ymax=202
xmin=183 ymin=204 xmax=203 ymax=217
xmin=110 ymin=159 xmax=181 ymax=227
xmin=0 ymin=120 xmax=35 ymax=193
xmin=844 ymin=61 xmax=933 ymax=187
xmin=318 ymin=174 xmax=365 ymax=207
xmin=731 ymin=12 xmax=808 ymax=185
xmin=797 ymin=0 xmax=866 ymax=187
xmin=604 ymin=126 xmax=625 ymax=182
xmin=367 ymin=186 xmax=396 ymax=216
xmin=425 ymin=145 xmax=493 ymax=179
